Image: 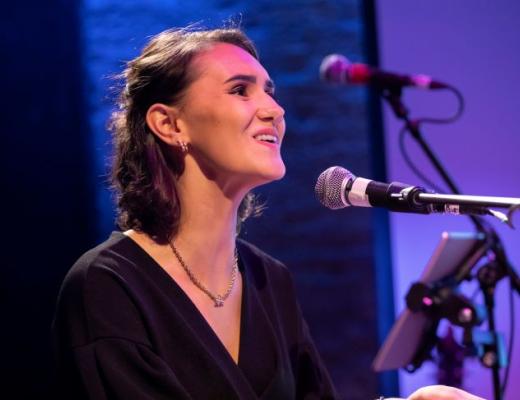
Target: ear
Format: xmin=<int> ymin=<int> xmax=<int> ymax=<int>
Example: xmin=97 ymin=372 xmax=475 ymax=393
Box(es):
xmin=146 ymin=103 xmax=187 ymax=146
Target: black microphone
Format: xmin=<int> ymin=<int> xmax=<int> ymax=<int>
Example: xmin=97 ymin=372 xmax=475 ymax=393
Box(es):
xmin=314 ymin=166 xmax=495 ymax=216
xmin=320 ymin=54 xmax=448 ymax=90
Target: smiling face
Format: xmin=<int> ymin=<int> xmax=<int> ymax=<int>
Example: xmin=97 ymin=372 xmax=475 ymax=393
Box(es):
xmin=176 ymin=42 xmax=286 ymax=195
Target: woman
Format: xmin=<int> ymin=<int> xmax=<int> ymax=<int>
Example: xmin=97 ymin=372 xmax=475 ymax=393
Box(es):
xmin=52 ymin=26 xmax=483 ymax=400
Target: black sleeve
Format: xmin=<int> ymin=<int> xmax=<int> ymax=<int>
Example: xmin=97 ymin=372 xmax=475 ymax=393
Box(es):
xmin=52 ymin=258 xmax=192 ymax=400
xmin=62 ymin=338 xmax=191 ymax=400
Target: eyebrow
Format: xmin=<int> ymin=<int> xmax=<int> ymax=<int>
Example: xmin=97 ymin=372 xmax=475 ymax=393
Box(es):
xmin=224 ymin=74 xmax=275 ymax=90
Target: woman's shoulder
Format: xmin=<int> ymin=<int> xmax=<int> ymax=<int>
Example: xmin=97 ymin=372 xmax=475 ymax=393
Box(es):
xmin=54 ymin=231 xmax=152 ymax=346
xmin=57 ymin=231 xmax=151 ymax=311
xmin=64 ymin=231 xmax=135 ymax=280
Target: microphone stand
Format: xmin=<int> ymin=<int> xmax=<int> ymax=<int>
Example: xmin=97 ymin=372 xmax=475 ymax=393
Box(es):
xmin=415 ymin=193 xmax=520 ymax=209
xmin=381 ymin=87 xmax=486 ymax=231
xmin=381 ymin=85 xmax=519 ymax=400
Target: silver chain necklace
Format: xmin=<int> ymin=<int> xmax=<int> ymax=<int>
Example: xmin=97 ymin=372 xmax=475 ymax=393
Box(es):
xmin=169 ymin=242 xmax=238 ymax=307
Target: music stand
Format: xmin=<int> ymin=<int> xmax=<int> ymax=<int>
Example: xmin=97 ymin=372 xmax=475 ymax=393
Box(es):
xmin=373 ymin=231 xmax=487 ymax=372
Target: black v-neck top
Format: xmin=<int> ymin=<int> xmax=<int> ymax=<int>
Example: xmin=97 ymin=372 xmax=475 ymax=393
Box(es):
xmin=52 ymin=232 xmax=337 ymax=399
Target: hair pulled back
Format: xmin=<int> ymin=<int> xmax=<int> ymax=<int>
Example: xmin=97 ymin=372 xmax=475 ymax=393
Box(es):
xmin=110 ymin=27 xmax=258 ymax=244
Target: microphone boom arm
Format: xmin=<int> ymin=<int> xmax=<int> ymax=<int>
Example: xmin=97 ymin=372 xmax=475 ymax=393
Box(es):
xmin=392 ymin=189 xmax=520 ymax=225
xmin=415 ymin=193 xmax=520 ymax=209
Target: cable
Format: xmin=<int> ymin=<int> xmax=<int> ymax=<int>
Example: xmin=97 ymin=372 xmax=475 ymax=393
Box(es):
xmin=500 ymin=278 xmax=515 ymax=397
xmin=399 ymin=124 xmax=446 ymax=193
xmin=414 ymin=85 xmax=465 ymax=126
xmin=397 ymin=85 xmax=465 ymax=193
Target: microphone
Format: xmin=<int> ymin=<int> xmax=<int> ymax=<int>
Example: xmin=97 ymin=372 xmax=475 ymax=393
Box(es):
xmin=320 ymin=54 xmax=448 ymax=90
xmin=314 ymin=166 xmax=499 ymax=216
xmin=315 ymin=166 xmax=430 ymax=213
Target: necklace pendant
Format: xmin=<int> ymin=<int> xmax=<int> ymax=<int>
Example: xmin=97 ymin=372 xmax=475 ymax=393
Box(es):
xmin=214 ymin=296 xmax=224 ymax=307
xmin=170 ymin=241 xmax=237 ymax=309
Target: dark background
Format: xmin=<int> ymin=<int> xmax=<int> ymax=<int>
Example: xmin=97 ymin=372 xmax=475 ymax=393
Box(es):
xmin=2 ymin=1 xmax=395 ymax=398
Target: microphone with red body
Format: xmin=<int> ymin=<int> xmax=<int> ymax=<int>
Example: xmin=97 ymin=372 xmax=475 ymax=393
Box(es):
xmin=320 ymin=54 xmax=449 ymax=90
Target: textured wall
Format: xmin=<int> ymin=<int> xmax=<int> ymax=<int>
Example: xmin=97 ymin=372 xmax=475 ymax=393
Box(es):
xmin=83 ymin=1 xmax=392 ymax=398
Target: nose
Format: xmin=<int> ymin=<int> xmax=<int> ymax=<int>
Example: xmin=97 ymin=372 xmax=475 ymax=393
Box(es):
xmin=257 ymin=96 xmax=285 ymax=124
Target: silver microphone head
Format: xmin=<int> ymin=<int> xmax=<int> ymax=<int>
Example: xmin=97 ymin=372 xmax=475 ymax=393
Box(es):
xmin=315 ymin=166 xmax=356 ymax=210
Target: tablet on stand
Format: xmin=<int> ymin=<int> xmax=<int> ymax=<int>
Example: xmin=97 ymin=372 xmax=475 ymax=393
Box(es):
xmin=373 ymin=231 xmax=488 ymax=372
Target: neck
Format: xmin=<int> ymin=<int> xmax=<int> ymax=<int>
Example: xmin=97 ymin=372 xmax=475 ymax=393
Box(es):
xmin=172 ymin=159 xmax=249 ymax=281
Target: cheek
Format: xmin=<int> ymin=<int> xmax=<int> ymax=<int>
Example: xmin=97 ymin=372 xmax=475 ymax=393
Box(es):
xmin=186 ymin=111 xmax=242 ymax=159
xmin=277 ymin=119 xmax=287 ymax=143
xmin=188 ymin=100 xmax=247 ymax=131
xmin=186 ymin=108 xmax=219 ymax=131
xmin=279 ymin=119 xmax=286 ymax=135
xmin=229 ymin=103 xmax=257 ymax=133
xmin=182 ymin=108 xmax=223 ymax=147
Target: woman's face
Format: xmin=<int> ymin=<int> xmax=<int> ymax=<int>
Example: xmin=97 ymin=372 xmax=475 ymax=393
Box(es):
xmin=177 ymin=42 xmax=286 ymax=195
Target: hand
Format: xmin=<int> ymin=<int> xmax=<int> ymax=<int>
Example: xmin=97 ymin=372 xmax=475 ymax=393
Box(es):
xmin=406 ymin=385 xmax=486 ymax=400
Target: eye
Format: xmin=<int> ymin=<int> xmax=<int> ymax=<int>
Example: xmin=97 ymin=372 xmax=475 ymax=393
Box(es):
xmin=229 ymin=84 xmax=248 ymax=97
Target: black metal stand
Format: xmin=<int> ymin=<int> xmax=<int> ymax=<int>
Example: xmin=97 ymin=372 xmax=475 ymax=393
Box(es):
xmin=478 ymin=261 xmax=503 ymax=400
xmin=381 ymin=87 xmax=486 ymax=232
xmin=381 ymin=86 xmax=520 ymax=400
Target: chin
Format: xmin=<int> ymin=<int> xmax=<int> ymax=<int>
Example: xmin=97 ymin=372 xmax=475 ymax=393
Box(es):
xmin=238 ymin=159 xmax=286 ymax=189
xmin=273 ymin=163 xmax=286 ymax=180
xmin=260 ymin=162 xmax=286 ymax=183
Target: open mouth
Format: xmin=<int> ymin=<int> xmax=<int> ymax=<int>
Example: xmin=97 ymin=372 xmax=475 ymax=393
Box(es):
xmin=253 ymin=133 xmax=279 ymax=144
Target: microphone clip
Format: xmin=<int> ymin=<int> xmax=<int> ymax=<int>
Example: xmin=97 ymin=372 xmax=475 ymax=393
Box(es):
xmin=388 ymin=185 xmax=430 ymax=214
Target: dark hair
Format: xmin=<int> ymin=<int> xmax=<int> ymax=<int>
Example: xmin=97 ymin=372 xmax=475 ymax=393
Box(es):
xmin=110 ymin=26 xmax=259 ymax=244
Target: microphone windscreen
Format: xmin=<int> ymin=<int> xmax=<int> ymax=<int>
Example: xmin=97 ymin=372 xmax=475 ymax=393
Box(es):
xmin=319 ymin=54 xmax=350 ymax=83
xmin=315 ymin=166 xmax=354 ymax=210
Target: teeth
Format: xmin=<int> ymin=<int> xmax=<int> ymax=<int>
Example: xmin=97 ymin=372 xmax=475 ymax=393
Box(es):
xmin=254 ymin=134 xmax=278 ymax=143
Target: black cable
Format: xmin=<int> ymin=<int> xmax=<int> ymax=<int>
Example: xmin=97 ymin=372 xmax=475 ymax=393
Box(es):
xmin=414 ymin=85 xmax=465 ymax=125
xmin=399 ymin=124 xmax=446 ymax=193
xmin=397 ymin=85 xmax=465 ymax=193
xmin=501 ymin=278 xmax=515 ymax=397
